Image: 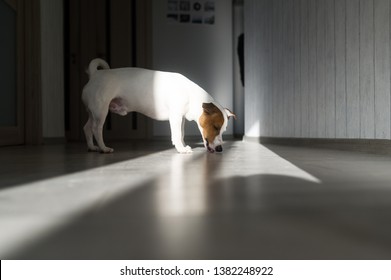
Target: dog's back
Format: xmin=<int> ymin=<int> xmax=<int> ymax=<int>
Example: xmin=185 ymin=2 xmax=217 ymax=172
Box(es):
xmin=83 ymin=60 xmax=211 ymax=121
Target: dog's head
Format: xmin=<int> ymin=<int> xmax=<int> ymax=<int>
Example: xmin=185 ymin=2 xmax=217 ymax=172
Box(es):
xmin=198 ymin=102 xmax=236 ymax=153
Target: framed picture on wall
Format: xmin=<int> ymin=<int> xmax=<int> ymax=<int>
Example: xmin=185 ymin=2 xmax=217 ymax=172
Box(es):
xmin=166 ymin=0 xmax=215 ymax=25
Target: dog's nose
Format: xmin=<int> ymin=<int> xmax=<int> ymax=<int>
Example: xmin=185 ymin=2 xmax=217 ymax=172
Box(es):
xmin=215 ymin=145 xmax=223 ymax=152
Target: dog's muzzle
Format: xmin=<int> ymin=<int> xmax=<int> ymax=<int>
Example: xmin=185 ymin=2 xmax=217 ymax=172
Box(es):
xmin=205 ymin=139 xmax=223 ymax=153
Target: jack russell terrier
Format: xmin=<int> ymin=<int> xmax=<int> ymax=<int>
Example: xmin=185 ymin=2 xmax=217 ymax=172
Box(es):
xmin=82 ymin=58 xmax=236 ymax=154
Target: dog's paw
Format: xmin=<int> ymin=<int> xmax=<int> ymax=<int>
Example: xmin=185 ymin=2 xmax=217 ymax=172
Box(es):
xmin=88 ymin=145 xmax=100 ymax=152
xmin=177 ymin=145 xmax=193 ymax=154
xmin=100 ymin=147 xmax=114 ymax=153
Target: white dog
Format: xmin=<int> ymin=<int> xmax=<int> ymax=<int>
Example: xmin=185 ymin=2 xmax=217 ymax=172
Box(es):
xmin=82 ymin=58 xmax=235 ymax=153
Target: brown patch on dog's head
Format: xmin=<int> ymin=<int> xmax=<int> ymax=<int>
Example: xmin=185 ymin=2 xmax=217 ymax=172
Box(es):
xmin=199 ymin=103 xmax=225 ymax=152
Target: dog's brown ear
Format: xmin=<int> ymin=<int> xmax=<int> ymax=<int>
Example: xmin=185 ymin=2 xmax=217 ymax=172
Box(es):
xmin=225 ymin=108 xmax=237 ymax=120
xmin=202 ymin=103 xmax=219 ymax=115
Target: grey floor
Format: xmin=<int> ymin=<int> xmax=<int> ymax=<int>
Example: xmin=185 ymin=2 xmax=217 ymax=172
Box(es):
xmin=1 ymin=140 xmax=391 ymax=259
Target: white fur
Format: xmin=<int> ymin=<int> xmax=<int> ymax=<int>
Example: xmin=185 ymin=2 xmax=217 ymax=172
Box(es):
xmin=82 ymin=58 xmax=230 ymax=153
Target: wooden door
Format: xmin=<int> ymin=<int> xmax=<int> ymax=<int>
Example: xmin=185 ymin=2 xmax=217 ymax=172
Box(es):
xmin=0 ymin=0 xmax=24 ymax=145
xmin=65 ymin=0 xmax=152 ymax=142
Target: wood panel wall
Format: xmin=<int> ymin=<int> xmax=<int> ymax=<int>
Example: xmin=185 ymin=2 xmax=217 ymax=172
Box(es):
xmin=245 ymin=0 xmax=391 ymax=139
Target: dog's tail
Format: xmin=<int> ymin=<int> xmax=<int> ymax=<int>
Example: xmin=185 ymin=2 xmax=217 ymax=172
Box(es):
xmin=87 ymin=58 xmax=110 ymax=78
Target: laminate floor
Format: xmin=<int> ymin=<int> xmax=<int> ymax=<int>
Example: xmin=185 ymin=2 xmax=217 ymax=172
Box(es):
xmin=1 ymin=140 xmax=391 ymax=259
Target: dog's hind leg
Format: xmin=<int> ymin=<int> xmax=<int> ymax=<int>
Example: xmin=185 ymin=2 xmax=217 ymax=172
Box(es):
xmin=83 ymin=111 xmax=99 ymax=152
xmin=91 ymin=110 xmax=114 ymax=153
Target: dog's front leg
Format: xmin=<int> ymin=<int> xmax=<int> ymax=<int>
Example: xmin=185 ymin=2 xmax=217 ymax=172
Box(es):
xmin=169 ymin=116 xmax=192 ymax=153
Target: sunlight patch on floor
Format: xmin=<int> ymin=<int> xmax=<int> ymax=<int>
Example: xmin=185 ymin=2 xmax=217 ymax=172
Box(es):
xmin=0 ymin=149 xmax=177 ymax=258
xmin=0 ymin=141 xmax=322 ymax=258
xmin=215 ymin=141 xmax=321 ymax=184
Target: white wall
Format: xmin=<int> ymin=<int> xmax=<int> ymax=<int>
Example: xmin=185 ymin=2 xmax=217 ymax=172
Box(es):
xmin=152 ymin=0 xmax=234 ymax=136
xmin=245 ymin=0 xmax=391 ymax=140
xmin=41 ymin=0 xmax=64 ymax=139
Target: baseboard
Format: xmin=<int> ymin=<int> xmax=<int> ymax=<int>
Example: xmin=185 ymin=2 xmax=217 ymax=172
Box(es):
xmin=43 ymin=137 xmax=66 ymax=144
xmin=243 ymin=136 xmax=391 ymax=155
